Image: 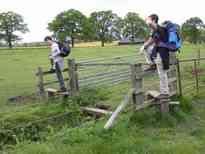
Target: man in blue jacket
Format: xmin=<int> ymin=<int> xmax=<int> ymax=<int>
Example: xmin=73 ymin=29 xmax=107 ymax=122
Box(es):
xmin=140 ymin=14 xmax=169 ymax=99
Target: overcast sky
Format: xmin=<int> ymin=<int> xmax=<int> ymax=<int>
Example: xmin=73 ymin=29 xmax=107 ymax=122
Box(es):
xmin=1 ymin=0 xmax=204 ymax=42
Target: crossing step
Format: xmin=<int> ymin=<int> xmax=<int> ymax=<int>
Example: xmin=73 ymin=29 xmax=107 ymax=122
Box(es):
xmin=46 ymin=88 xmax=69 ymax=97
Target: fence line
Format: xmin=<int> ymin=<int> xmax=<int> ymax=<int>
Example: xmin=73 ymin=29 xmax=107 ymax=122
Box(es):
xmin=35 ymin=53 xmax=205 ymax=99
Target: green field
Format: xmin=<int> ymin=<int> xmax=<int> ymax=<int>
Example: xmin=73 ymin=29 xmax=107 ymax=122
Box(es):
xmin=0 ymin=43 xmax=203 ymax=105
xmin=0 ymin=45 xmax=137 ymax=105
xmin=1 ymin=43 xmax=205 ymax=153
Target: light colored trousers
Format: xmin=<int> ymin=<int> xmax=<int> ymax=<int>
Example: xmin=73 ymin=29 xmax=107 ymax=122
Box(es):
xmin=154 ymin=53 xmax=169 ymax=95
xmin=144 ymin=48 xmax=169 ymax=95
xmin=53 ymin=59 xmax=64 ymax=71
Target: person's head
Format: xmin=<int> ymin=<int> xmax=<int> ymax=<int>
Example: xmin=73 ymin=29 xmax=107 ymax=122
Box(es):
xmin=44 ymin=36 xmax=53 ymax=47
xmin=146 ymin=14 xmax=159 ymax=30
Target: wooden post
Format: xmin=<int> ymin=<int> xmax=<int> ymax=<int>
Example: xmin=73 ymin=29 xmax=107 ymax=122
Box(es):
xmin=68 ymin=59 xmax=79 ymax=96
xmin=159 ymin=98 xmax=170 ymax=114
xmin=36 ymin=67 xmax=45 ymax=98
xmin=130 ymin=63 xmax=144 ymax=107
xmin=168 ymin=53 xmax=177 ymax=95
xmin=176 ymin=59 xmax=182 ymax=96
xmin=169 ymin=52 xmax=177 ymax=65
xmin=158 ymin=53 xmax=177 ymax=114
xmin=75 ymin=64 xmax=79 ymax=92
xmin=197 ymin=48 xmax=201 ymax=65
xmin=194 ymin=60 xmax=199 ymax=93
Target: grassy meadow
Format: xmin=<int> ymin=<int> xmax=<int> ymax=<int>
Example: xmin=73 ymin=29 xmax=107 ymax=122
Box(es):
xmin=0 ymin=42 xmax=204 ymax=106
xmin=1 ymin=42 xmax=205 ymax=153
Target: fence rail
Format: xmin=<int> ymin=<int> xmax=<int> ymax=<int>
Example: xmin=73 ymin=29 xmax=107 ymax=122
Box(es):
xmin=36 ymin=53 xmax=205 ymax=99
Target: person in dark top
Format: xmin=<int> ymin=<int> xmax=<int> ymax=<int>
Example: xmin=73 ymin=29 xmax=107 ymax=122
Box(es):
xmin=140 ymin=14 xmax=170 ymax=98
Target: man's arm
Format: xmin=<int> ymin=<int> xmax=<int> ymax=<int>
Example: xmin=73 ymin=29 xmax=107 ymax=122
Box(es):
xmin=51 ymin=45 xmax=61 ymax=58
xmin=139 ymin=37 xmax=154 ymax=54
xmin=143 ymin=37 xmax=154 ymax=50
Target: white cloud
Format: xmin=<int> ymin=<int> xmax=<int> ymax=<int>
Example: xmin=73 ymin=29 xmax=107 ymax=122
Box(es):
xmin=0 ymin=0 xmax=204 ymax=42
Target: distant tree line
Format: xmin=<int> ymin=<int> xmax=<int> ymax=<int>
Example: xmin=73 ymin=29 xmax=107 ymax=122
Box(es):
xmin=48 ymin=9 xmax=149 ymax=47
xmin=0 ymin=10 xmax=205 ymax=48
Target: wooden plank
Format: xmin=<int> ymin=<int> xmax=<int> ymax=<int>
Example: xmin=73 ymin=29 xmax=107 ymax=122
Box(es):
xmin=146 ymin=90 xmax=160 ymax=98
xmin=104 ymin=89 xmax=134 ymax=130
xmin=46 ymin=88 xmax=69 ymax=97
xmin=147 ymin=90 xmax=177 ymax=98
xmin=46 ymin=88 xmax=58 ymax=98
xmin=169 ymin=101 xmax=180 ymax=105
xmin=81 ymin=107 xmax=113 ymax=116
xmin=135 ymin=99 xmax=180 ymax=111
xmin=46 ymin=88 xmax=58 ymax=93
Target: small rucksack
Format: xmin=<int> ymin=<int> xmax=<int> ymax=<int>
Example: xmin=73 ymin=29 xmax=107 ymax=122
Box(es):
xmin=158 ymin=21 xmax=182 ymax=52
xmin=57 ymin=42 xmax=71 ymax=57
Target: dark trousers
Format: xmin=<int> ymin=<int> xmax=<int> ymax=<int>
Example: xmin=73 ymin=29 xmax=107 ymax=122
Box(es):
xmin=156 ymin=47 xmax=170 ymax=70
xmin=55 ymin=62 xmax=66 ymax=91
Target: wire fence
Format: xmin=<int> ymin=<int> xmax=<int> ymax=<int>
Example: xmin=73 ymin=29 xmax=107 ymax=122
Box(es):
xmin=1 ymin=51 xmax=205 ymax=107
xmin=177 ymin=58 xmax=205 ymax=96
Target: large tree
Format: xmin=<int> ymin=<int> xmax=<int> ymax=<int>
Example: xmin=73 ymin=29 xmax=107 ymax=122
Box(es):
xmin=0 ymin=11 xmax=28 ymax=48
xmin=48 ymin=9 xmax=87 ymax=47
xmin=81 ymin=18 xmax=96 ymax=41
xmin=123 ymin=12 xmax=148 ymax=42
xmin=89 ymin=10 xmax=120 ymax=47
xmin=181 ymin=17 xmax=205 ymax=44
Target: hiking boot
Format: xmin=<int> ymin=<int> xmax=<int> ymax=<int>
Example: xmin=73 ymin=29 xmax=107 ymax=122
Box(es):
xmin=58 ymin=87 xmax=67 ymax=93
xmin=144 ymin=64 xmax=157 ymax=72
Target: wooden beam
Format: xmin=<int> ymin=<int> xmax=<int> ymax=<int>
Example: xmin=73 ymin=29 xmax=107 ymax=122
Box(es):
xmin=81 ymin=107 xmax=112 ymax=116
xmin=169 ymin=101 xmax=180 ymax=105
xmin=135 ymin=100 xmax=180 ymax=110
xmin=146 ymin=90 xmax=160 ymax=98
xmin=104 ymin=89 xmax=134 ymax=130
xmin=46 ymin=88 xmax=58 ymax=93
xmin=46 ymin=88 xmax=69 ymax=98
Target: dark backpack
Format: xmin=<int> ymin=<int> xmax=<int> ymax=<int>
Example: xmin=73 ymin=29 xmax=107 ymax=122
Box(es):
xmin=158 ymin=21 xmax=182 ymax=52
xmin=57 ymin=42 xmax=71 ymax=57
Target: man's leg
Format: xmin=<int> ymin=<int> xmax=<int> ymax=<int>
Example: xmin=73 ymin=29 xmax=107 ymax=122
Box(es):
xmin=55 ymin=61 xmax=67 ymax=92
xmin=49 ymin=59 xmax=55 ymax=72
xmin=155 ymin=53 xmax=169 ymax=96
